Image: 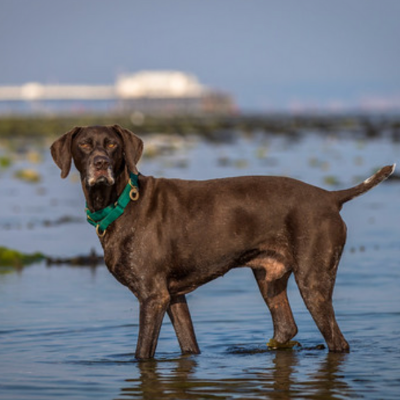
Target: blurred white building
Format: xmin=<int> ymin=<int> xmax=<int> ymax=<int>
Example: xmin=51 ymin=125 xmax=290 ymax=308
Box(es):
xmin=0 ymin=71 xmax=235 ymax=115
xmin=116 ymin=71 xmax=204 ymax=98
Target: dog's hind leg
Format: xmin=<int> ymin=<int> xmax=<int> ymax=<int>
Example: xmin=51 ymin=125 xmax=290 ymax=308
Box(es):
xmin=167 ymin=295 xmax=200 ymax=355
xmin=252 ymin=268 xmax=298 ymax=345
xmin=293 ymin=218 xmax=349 ymax=352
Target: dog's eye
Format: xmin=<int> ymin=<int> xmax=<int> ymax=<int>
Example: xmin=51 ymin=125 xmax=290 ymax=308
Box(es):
xmin=107 ymin=143 xmax=117 ymax=149
xmin=79 ymin=143 xmax=91 ymax=149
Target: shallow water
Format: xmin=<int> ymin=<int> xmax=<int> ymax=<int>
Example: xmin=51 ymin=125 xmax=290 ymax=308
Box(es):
xmin=0 ymin=131 xmax=400 ymax=399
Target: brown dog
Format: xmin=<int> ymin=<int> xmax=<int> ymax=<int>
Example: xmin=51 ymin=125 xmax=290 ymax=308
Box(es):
xmin=51 ymin=125 xmax=395 ymax=359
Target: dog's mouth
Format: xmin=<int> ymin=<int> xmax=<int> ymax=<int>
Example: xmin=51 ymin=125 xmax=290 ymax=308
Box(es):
xmin=87 ymin=168 xmax=115 ymax=187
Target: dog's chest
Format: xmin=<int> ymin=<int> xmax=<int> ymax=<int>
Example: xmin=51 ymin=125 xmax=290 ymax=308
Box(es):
xmin=101 ymin=234 xmax=137 ymax=287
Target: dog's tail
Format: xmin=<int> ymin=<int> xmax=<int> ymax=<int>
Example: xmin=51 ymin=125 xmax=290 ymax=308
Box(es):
xmin=333 ymin=164 xmax=396 ymax=206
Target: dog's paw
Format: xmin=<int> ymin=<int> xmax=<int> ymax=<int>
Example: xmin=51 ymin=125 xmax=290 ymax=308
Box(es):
xmin=266 ymin=338 xmax=301 ymax=350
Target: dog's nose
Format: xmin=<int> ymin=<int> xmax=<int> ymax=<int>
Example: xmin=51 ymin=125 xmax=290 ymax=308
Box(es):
xmin=93 ymin=156 xmax=110 ymax=171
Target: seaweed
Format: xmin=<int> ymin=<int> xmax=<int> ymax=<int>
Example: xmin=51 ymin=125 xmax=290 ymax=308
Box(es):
xmin=0 ymin=156 xmax=12 ymax=169
xmin=46 ymin=248 xmax=104 ymax=267
xmin=1 ymin=114 xmax=400 ymax=141
xmin=0 ymin=246 xmax=104 ymax=270
xmin=13 ymin=169 xmax=41 ymax=183
xmin=0 ymin=246 xmax=45 ymax=268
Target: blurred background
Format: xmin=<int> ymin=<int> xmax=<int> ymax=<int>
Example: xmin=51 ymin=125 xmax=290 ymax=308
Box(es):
xmin=1 ymin=0 xmax=400 ymax=114
xmin=1 ymin=2 xmax=400 ymax=400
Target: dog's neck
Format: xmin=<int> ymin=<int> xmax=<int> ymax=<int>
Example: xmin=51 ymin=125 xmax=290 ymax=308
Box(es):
xmin=84 ymin=169 xmax=130 ymax=212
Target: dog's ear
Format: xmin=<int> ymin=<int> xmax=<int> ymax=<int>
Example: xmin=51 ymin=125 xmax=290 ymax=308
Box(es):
xmin=50 ymin=127 xmax=81 ymax=178
xmin=112 ymin=125 xmax=143 ymax=174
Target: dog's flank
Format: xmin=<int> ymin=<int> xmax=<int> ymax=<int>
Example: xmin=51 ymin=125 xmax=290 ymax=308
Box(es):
xmin=51 ymin=125 xmax=393 ymax=359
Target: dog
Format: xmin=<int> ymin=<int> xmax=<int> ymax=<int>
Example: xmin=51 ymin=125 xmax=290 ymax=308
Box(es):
xmin=50 ymin=124 xmax=395 ymax=359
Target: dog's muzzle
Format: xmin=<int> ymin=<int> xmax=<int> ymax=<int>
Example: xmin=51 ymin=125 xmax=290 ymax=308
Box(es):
xmin=87 ymin=155 xmax=115 ymax=186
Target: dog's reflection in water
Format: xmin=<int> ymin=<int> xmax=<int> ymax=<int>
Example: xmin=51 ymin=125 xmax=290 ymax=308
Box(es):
xmin=117 ymin=350 xmax=352 ymax=400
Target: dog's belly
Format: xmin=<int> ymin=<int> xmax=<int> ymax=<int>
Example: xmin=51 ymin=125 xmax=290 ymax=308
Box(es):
xmin=166 ymin=247 xmax=290 ymax=296
xmin=167 ymin=260 xmax=234 ymax=295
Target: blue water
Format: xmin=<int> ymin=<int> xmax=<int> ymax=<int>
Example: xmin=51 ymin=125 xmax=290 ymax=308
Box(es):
xmin=0 ymin=131 xmax=400 ymax=399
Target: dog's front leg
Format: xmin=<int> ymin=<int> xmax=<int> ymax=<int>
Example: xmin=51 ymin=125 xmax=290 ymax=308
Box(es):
xmin=136 ymin=292 xmax=170 ymax=359
xmin=167 ymin=295 xmax=200 ymax=355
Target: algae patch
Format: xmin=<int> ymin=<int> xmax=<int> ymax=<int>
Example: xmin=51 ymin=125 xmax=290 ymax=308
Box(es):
xmin=0 ymin=246 xmax=45 ymax=268
xmin=0 ymin=156 xmax=12 ymax=169
xmin=14 ymin=169 xmax=41 ymax=183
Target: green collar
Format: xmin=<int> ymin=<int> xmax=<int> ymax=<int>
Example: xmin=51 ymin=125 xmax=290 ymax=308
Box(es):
xmin=86 ymin=172 xmax=139 ymax=237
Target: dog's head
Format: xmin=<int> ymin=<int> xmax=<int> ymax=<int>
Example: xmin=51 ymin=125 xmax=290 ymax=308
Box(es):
xmin=50 ymin=125 xmax=143 ymax=186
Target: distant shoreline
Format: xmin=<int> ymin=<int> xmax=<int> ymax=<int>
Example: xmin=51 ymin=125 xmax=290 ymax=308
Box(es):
xmin=0 ymin=113 xmax=399 ymax=140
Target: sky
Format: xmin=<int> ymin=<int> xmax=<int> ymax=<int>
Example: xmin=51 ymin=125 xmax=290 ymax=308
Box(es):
xmin=0 ymin=0 xmax=399 ymax=112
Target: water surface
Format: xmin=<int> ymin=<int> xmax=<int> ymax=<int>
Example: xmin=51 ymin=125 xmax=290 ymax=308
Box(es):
xmin=0 ymin=131 xmax=399 ymax=399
